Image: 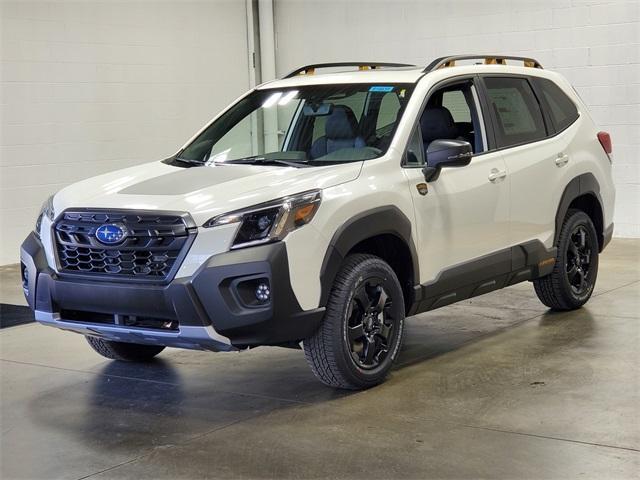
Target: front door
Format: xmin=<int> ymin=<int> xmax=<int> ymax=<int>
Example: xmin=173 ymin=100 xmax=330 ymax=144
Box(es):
xmin=403 ymin=79 xmax=510 ymax=287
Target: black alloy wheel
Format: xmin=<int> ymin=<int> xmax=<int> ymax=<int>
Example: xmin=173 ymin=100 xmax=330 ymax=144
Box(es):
xmin=346 ymin=278 xmax=396 ymax=369
xmin=533 ymin=209 xmax=599 ymax=310
xmin=303 ymin=254 xmax=405 ymax=389
xmin=566 ymin=225 xmax=594 ymax=296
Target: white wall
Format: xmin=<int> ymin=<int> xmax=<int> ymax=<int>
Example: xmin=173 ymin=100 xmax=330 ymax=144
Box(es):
xmin=1 ymin=0 xmax=637 ymax=267
xmin=274 ymin=0 xmax=640 ymax=237
xmin=0 ymin=0 xmax=250 ymax=265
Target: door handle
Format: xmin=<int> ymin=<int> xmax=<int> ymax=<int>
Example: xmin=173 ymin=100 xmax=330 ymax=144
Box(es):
xmin=488 ymin=169 xmax=507 ymax=182
xmin=555 ymin=153 xmax=569 ymax=167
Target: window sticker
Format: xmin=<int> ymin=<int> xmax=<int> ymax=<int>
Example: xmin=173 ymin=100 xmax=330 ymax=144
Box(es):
xmin=488 ymin=87 xmax=537 ymax=135
xmin=369 ymin=86 xmax=394 ymax=92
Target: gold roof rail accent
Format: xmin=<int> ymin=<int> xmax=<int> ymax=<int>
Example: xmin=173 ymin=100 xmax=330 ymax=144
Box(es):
xmin=438 ymin=60 xmax=456 ymax=68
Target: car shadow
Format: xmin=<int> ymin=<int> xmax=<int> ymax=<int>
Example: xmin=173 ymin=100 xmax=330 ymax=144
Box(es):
xmin=26 ymin=306 xmax=597 ymax=455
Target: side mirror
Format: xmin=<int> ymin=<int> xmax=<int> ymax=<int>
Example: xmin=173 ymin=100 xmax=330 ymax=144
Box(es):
xmin=422 ymin=139 xmax=473 ymax=182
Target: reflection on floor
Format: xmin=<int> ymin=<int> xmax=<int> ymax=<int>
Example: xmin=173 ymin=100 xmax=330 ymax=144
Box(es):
xmin=1 ymin=239 xmax=638 ymax=479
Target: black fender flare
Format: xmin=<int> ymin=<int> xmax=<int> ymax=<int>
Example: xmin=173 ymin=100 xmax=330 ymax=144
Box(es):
xmin=318 ymin=206 xmax=419 ymax=307
xmin=554 ymin=172 xmax=604 ymax=247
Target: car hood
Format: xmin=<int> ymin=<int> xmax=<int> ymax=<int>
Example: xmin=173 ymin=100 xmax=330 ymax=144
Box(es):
xmin=53 ymin=160 xmax=362 ymax=225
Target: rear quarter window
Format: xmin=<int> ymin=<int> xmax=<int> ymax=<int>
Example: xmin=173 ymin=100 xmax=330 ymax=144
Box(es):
xmin=534 ymin=77 xmax=579 ymax=132
xmin=483 ymin=77 xmax=547 ymax=148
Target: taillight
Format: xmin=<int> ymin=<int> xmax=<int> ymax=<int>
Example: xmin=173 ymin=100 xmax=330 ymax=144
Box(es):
xmin=597 ymin=131 xmax=612 ymax=161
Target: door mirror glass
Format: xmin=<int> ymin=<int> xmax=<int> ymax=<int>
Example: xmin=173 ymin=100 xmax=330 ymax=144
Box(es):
xmin=423 ymin=139 xmax=473 ymax=181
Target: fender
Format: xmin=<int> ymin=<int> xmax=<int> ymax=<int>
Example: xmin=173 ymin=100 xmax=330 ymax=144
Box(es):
xmin=554 ymin=173 xmax=605 ymax=250
xmin=318 ymin=206 xmax=420 ymax=307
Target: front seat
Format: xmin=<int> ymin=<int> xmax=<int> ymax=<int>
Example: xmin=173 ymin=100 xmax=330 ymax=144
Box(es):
xmin=420 ymin=106 xmax=459 ymax=151
xmin=310 ymin=105 xmax=366 ymax=159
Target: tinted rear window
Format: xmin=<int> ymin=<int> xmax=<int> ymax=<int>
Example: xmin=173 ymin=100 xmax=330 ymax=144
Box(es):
xmin=484 ymin=77 xmax=547 ymax=148
xmin=534 ymin=78 xmax=579 ymax=132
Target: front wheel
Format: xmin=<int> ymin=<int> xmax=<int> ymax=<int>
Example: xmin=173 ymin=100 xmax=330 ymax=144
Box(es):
xmin=85 ymin=336 xmax=165 ymax=362
xmin=303 ymin=254 xmax=405 ymax=389
xmin=533 ymin=209 xmax=599 ymax=310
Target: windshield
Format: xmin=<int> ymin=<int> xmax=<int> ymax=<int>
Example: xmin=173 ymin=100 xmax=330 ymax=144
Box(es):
xmin=175 ymin=84 xmax=414 ymax=167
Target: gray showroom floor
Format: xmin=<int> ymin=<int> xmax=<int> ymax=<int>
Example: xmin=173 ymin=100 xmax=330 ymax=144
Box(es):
xmin=1 ymin=239 xmax=638 ymax=479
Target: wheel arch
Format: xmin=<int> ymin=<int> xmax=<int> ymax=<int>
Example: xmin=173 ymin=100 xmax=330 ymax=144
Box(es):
xmin=319 ymin=206 xmax=419 ymax=314
xmin=555 ymin=173 xmax=605 ymax=252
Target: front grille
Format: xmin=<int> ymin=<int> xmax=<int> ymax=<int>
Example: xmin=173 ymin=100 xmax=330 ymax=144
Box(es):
xmin=53 ymin=210 xmax=196 ymax=283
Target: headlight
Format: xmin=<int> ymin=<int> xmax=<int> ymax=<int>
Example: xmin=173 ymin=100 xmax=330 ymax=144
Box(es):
xmin=34 ymin=195 xmax=55 ymax=237
xmin=204 ymin=190 xmax=321 ymax=249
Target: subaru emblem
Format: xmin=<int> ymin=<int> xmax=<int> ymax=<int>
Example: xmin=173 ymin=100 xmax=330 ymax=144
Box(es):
xmin=95 ymin=224 xmax=127 ymax=245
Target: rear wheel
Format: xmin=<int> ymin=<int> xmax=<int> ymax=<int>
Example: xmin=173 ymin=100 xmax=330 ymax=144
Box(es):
xmin=303 ymin=254 xmax=405 ymax=389
xmin=533 ymin=209 xmax=599 ymax=310
xmin=85 ymin=336 xmax=165 ymax=362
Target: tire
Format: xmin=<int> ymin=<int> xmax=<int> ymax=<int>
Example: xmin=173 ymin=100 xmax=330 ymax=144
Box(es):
xmin=85 ymin=336 xmax=165 ymax=362
xmin=303 ymin=254 xmax=405 ymax=390
xmin=533 ymin=209 xmax=599 ymax=311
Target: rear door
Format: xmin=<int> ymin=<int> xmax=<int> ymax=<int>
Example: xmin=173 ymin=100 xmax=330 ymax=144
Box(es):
xmin=479 ymin=75 xmax=562 ymax=249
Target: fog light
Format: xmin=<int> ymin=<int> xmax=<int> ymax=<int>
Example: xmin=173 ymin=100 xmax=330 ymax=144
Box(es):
xmin=255 ymin=282 xmax=270 ymax=302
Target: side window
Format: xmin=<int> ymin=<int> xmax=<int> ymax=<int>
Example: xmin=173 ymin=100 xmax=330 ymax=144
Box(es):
xmin=376 ymin=92 xmax=401 ymax=130
xmin=534 ymin=78 xmax=579 ymax=132
xmin=483 ymin=77 xmax=547 ymax=148
xmin=442 ymin=90 xmax=471 ymax=122
xmin=417 ymin=80 xmax=485 ymax=155
xmin=405 ymin=126 xmax=425 ymax=166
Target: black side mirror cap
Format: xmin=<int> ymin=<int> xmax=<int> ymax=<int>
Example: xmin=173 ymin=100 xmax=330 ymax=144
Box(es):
xmin=423 ymin=139 xmax=473 ymax=182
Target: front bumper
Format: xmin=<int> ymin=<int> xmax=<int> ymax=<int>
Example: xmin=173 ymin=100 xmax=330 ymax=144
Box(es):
xmin=20 ymin=232 xmax=324 ymax=351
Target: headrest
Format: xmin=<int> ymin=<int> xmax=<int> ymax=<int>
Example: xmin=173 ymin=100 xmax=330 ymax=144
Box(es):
xmin=326 ymin=105 xmax=359 ymax=140
xmin=420 ymin=106 xmax=458 ymax=144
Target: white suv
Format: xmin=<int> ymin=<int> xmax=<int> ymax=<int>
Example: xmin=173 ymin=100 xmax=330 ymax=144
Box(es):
xmin=21 ymin=55 xmax=615 ymax=389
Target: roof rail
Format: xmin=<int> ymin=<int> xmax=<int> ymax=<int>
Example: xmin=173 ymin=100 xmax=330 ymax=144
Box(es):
xmin=424 ymin=55 xmax=543 ymax=72
xmin=283 ymin=62 xmax=417 ymax=79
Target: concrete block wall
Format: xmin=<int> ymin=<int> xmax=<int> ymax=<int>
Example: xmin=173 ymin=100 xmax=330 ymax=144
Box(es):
xmin=0 ymin=0 xmax=250 ymax=264
xmin=1 ymin=0 xmax=637 ymax=266
xmin=274 ymin=0 xmax=640 ymax=237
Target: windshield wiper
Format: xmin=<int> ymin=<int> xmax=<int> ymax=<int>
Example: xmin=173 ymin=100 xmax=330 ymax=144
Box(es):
xmin=218 ymin=156 xmax=310 ymax=168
